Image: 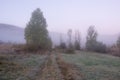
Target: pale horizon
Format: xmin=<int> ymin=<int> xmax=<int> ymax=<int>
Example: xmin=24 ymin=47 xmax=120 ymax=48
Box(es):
xmin=0 ymin=0 xmax=120 ymax=35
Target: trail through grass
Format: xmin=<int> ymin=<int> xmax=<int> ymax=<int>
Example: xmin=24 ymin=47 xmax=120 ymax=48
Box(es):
xmin=0 ymin=51 xmax=120 ymax=80
xmin=62 ymin=51 xmax=120 ymax=80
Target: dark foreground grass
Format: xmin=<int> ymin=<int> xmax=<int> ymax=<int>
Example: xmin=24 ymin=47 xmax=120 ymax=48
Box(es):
xmin=0 ymin=51 xmax=120 ymax=80
xmin=0 ymin=53 xmax=46 ymax=80
xmin=62 ymin=51 xmax=120 ymax=80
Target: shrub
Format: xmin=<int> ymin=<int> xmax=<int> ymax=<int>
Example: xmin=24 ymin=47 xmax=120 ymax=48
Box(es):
xmin=66 ymin=43 xmax=75 ymax=53
xmin=59 ymin=42 xmax=66 ymax=49
xmin=94 ymin=42 xmax=107 ymax=53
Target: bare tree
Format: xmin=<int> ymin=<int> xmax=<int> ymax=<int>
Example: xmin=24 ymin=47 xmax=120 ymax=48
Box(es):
xmin=74 ymin=30 xmax=81 ymax=50
xmin=86 ymin=26 xmax=97 ymax=51
xmin=59 ymin=34 xmax=66 ymax=49
xmin=67 ymin=29 xmax=74 ymax=53
xmin=67 ymin=29 xmax=72 ymax=45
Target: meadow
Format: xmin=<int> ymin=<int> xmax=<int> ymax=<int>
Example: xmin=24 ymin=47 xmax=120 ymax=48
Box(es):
xmin=62 ymin=51 xmax=120 ymax=80
xmin=0 ymin=51 xmax=120 ymax=80
xmin=0 ymin=53 xmax=47 ymax=80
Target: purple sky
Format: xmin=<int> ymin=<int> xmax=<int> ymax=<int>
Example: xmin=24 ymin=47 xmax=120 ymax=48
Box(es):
xmin=0 ymin=0 xmax=120 ymax=35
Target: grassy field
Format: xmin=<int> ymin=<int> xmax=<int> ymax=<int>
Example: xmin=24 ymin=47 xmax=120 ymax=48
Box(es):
xmin=0 ymin=51 xmax=120 ymax=80
xmin=0 ymin=53 xmax=47 ymax=80
xmin=62 ymin=51 xmax=120 ymax=80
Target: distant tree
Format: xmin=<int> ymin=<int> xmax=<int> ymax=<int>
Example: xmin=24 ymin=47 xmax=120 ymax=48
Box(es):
xmin=86 ymin=26 xmax=107 ymax=53
xmin=67 ymin=29 xmax=74 ymax=53
xmin=86 ymin=26 xmax=98 ymax=51
xmin=67 ymin=29 xmax=73 ymax=49
xmin=59 ymin=35 xmax=66 ymax=49
xmin=74 ymin=30 xmax=81 ymax=50
xmin=94 ymin=42 xmax=107 ymax=53
xmin=25 ymin=8 xmax=52 ymax=50
xmin=60 ymin=42 xmax=66 ymax=49
xmin=117 ymin=35 xmax=120 ymax=52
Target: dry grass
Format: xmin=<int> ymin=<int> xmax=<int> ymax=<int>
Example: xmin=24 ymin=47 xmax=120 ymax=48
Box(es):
xmin=0 ymin=52 xmax=47 ymax=80
xmin=56 ymin=53 xmax=84 ymax=80
xmin=1 ymin=44 xmax=119 ymax=80
xmin=62 ymin=51 xmax=120 ymax=80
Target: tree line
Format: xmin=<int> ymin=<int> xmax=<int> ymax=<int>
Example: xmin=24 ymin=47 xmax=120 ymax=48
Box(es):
xmin=24 ymin=8 xmax=120 ymax=56
xmin=58 ymin=26 xmax=106 ymax=53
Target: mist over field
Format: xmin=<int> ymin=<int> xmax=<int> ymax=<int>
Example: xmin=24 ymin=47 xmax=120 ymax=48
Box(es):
xmin=0 ymin=23 xmax=119 ymax=47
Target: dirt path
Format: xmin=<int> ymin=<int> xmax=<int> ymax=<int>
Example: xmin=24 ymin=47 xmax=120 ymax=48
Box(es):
xmin=56 ymin=53 xmax=83 ymax=80
xmin=38 ymin=53 xmax=64 ymax=80
xmin=38 ymin=52 xmax=83 ymax=80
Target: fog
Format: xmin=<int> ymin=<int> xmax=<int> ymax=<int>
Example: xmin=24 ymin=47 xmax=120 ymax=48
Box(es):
xmin=0 ymin=0 xmax=120 ymax=35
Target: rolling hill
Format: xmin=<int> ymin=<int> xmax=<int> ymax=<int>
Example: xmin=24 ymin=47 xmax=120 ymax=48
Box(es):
xmin=0 ymin=23 xmax=119 ymax=46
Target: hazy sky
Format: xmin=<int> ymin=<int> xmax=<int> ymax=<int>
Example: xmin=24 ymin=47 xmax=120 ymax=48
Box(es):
xmin=0 ymin=0 xmax=120 ymax=35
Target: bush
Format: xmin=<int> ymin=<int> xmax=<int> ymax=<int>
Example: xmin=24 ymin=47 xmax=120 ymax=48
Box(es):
xmin=74 ymin=41 xmax=81 ymax=50
xmin=94 ymin=42 xmax=107 ymax=53
xmin=59 ymin=42 xmax=66 ymax=49
xmin=66 ymin=48 xmax=75 ymax=54
xmin=66 ymin=43 xmax=75 ymax=53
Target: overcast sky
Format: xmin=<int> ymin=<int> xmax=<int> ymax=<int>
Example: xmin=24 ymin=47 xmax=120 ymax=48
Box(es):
xmin=0 ymin=0 xmax=120 ymax=35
